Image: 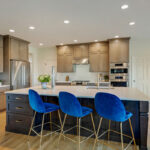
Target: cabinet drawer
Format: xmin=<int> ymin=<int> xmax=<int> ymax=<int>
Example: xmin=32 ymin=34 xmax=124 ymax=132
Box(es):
xmin=6 ymin=113 xmax=32 ymax=134
xmin=7 ymin=101 xmax=33 ymax=115
xmin=6 ymin=94 xmax=29 ymax=102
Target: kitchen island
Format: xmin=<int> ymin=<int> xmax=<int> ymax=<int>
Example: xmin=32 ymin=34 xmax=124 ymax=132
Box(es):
xmin=5 ymin=86 xmax=149 ymax=150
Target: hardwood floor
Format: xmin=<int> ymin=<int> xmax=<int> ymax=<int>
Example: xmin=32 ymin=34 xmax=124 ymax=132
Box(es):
xmin=0 ymin=111 xmax=149 ymax=150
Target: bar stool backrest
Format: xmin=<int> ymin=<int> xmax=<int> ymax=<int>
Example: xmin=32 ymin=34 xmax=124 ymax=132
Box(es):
xmin=29 ymin=89 xmax=46 ymax=113
xmin=95 ymin=92 xmax=126 ymax=122
xmin=59 ymin=92 xmax=82 ymax=117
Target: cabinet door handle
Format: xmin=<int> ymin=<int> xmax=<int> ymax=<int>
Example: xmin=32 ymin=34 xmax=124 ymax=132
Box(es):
xmin=16 ymin=120 xmax=23 ymax=123
xmin=16 ymin=107 xmax=23 ymax=110
xmin=15 ymin=97 xmax=22 ymax=100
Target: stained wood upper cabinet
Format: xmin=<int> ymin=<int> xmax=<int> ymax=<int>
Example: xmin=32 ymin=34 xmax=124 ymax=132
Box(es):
xmin=9 ymin=37 xmax=29 ymax=61
xmin=73 ymin=45 xmax=88 ymax=59
xmin=89 ymin=42 xmax=109 ymax=72
xmin=57 ymin=46 xmax=73 ymax=72
xmin=0 ymin=35 xmax=3 ymax=72
xmin=109 ymin=38 xmax=129 ymax=63
xmin=10 ymin=38 xmax=20 ymax=60
xmin=19 ymin=41 xmax=29 ymax=61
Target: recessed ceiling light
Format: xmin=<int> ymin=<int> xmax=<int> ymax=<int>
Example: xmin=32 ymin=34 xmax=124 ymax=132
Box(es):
xmin=64 ymin=20 xmax=70 ymax=24
xmin=29 ymin=26 xmax=35 ymax=30
xmin=74 ymin=40 xmax=78 ymax=43
xmin=39 ymin=43 xmax=43 ymax=46
xmin=9 ymin=29 xmax=15 ymax=33
xmin=129 ymin=22 xmax=135 ymax=26
xmin=115 ymin=35 xmax=119 ymax=38
xmin=121 ymin=4 xmax=129 ymax=10
xmin=94 ymin=40 xmax=98 ymax=42
xmin=60 ymin=43 xmax=63 ymax=45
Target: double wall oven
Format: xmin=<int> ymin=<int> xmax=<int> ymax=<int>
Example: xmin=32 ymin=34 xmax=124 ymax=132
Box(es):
xmin=110 ymin=63 xmax=129 ymax=87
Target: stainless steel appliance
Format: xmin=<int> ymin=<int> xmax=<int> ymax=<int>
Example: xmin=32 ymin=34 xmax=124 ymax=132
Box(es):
xmin=10 ymin=60 xmax=30 ymax=90
xmin=72 ymin=80 xmax=90 ymax=86
xmin=109 ymin=63 xmax=128 ymax=87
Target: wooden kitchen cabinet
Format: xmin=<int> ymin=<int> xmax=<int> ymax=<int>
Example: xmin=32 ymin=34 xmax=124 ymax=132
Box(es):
xmin=89 ymin=42 xmax=109 ymax=72
xmin=10 ymin=38 xmax=20 ymax=60
xmin=0 ymin=92 xmax=6 ymax=111
xmin=0 ymin=35 xmax=3 ymax=72
xmin=6 ymin=36 xmax=29 ymax=61
xmin=19 ymin=41 xmax=29 ymax=61
xmin=109 ymin=38 xmax=129 ymax=63
xmin=57 ymin=46 xmax=74 ymax=72
xmin=73 ymin=44 xmax=88 ymax=59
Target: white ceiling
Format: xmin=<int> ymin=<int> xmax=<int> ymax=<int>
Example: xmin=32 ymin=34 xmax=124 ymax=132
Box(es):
xmin=0 ymin=0 xmax=150 ymax=47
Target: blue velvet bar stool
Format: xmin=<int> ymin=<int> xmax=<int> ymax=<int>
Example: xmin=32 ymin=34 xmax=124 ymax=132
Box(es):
xmin=95 ymin=92 xmax=137 ymax=150
xmin=59 ymin=91 xmax=97 ymax=149
xmin=28 ymin=89 xmax=62 ymax=145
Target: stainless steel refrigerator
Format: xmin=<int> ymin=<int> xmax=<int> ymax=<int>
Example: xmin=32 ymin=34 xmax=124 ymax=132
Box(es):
xmin=10 ymin=60 xmax=30 ymax=90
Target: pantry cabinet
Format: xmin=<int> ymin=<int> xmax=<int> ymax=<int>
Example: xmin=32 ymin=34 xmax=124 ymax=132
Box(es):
xmin=89 ymin=42 xmax=109 ymax=72
xmin=109 ymin=38 xmax=129 ymax=63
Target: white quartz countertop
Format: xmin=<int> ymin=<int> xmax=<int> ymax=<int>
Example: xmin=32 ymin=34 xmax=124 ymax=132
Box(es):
xmin=0 ymin=85 xmax=10 ymax=92
xmin=5 ymin=86 xmax=150 ymax=102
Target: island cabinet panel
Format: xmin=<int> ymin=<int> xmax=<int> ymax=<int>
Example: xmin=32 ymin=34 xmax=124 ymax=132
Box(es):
xmin=109 ymin=38 xmax=129 ymax=63
xmin=89 ymin=42 xmax=109 ymax=72
xmin=57 ymin=46 xmax=74 ymax=72
xmin=73 ymin=44 xmax=88 ymax=59
xmin=0 ymin=35 xmax=3 ymax=72
xmin=6 ymin=94 xmax=34 ymax=134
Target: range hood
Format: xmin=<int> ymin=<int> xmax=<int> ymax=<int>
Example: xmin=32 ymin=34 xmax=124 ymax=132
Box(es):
xmin=72 ymin=58 xmax=89 ymax=65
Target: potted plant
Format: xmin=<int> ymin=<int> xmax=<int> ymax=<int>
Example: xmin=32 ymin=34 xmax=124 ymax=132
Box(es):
xmin=38 ymin=75 xmax=51 ymax=89
xmin=0 ymin=80 xmax=2 ymax=86
xmin=104 ymin=75 xmax=109 ymax=82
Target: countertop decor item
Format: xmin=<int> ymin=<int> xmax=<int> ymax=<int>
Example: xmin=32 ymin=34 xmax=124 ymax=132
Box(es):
xmin=66 ymin=75 xmax=69 ymax=81
xmin=38 ymin=75 xmax=51 ymax=89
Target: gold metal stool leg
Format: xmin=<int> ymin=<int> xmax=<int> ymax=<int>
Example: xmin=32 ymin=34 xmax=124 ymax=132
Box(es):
xmin=90 ymin=113 xmax=97 ymax=138
xmin=129 ymin=119 xmax=137 ymax=150
xmin=108 ymin=120 xmax=111 ymax=140
xmin=78 ymin=118 xmax=81 ymax=150
xmin=40 ymin=113 xmax=45 ymax=146
xmin=120 ymin=122 xmax=124 ymax=150
xmin=58 ymin=110 xmax=62 ymax=127
xmin=49 ymin=112 xmax=52 ymax=131
xmin=27 ymin=111 xmax=36 ymax=141
xmin=96 ymin=117 xmax=103 ymax=141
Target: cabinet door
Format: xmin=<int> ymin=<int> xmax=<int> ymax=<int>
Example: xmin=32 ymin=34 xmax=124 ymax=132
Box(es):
xmin=19 ymin=41 xmax=28 ymax=61
xmin=99 ymin=53 xmax=109 ymax=72
xmin=63 ymin=46 xmax=73 ymax=55
xmin=73 ymin=45 xmax=88 ymax=59
xmin=57 ymin=55 xmax=64 ymax=72
xmin=64 ymin=54 xmax=73 ymax=72
xmin=57 ymin=46 xmax=64 ymax=56
xmin=89 ymin=43 xmax=100 ymax=54
xmin=0 ymin=47 xmax=3 ymax=72
xmin=89 ymin=53 xmax=100 ymax=72
xmin=109 ymin=39 xmax=129 ymax=63
xmin=0 ymin=36 xmax=3 ymax=47
xmin=73 ymin=45 xmax=82 ymax=59
xmin=0 ymin=93 xmax=6 ymax=111
xmin=10 ymin=38 xmax=20 ymax=59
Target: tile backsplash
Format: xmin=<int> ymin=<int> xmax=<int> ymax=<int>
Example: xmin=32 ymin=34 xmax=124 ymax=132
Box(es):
xmin=56 ymin=65 xmax=108 ymax=82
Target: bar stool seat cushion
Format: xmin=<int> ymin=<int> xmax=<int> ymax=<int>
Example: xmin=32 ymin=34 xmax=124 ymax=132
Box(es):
xmin=81 ymin=106 xmax=93 ymax=117
xmin=95 ymin=92 xmax=133 ymax=122
xmin=44 ymin=103 xmax=60 ymax=113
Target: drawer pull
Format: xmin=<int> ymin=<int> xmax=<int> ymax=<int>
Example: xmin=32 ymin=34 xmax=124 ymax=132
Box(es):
xmin=16 ymin=120 xmax=23 ymax=123
xmin=16 ymin=107 xmax=23 ymax=110
xmin=15 ymin=97 xmax=22 ymax=100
